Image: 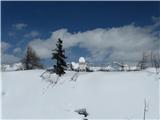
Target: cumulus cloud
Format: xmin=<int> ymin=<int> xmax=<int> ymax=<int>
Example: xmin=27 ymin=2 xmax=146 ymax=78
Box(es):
xmin=13 ymin=47 xmax=22 ymax=54
xmin=1 ymin=41 xmax=11 ymax=52
xmin=1 ymin=41 xmax=21 ymax=64
xmin=12 ymin=23 xmax=27 ymax=30
xmin=24 ymin=30 xmax=40 ymax=38
xmin=1 ymin=54 xmax=20 ymax=64
xmin=29 ymin=23 xmax=160 ymax=63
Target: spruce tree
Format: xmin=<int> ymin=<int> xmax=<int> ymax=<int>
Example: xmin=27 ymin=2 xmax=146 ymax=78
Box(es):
xmin=52 ymin=38 xmax=67 ymax=76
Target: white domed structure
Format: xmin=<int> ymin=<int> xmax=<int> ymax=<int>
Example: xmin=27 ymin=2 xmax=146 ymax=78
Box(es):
xmin=79 ymin=57 xmax=85 ymax=63
xmin=78 ymin=57 xmax=86 ymax=71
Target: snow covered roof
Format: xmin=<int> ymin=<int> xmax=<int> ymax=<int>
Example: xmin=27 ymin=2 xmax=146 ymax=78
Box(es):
xmin=79 ymin=57 xmax=85 ymax=63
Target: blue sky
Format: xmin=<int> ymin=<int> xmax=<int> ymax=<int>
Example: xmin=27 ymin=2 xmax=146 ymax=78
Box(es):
xmin=1 ymin=1 xmax=160 ymax=67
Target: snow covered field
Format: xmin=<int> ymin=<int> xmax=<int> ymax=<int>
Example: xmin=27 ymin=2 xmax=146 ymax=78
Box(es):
xmin=1 ymin=69 xmax=159 ymax=119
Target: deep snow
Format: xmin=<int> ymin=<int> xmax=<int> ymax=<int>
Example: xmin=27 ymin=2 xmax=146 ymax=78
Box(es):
xmin=1 ymin=69 xmax=159 ymax=119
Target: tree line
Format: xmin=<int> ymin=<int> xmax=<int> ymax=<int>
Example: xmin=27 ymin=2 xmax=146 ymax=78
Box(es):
xmin=137 ymin=52 xmax=160 ymax=72
xmin=22 ymin=38 xmax=160 ymax=75
xmin=22 ymin=38 xmax=67 ymax=76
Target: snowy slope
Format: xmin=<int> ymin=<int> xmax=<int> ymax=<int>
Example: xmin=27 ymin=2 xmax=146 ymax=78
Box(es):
xmin=1 ymin=69 xmax=159 ymax=119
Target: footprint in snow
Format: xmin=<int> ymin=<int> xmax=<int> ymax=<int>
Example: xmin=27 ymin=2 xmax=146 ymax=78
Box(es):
xmin=2 ymin=91 xmax=6 ymax=96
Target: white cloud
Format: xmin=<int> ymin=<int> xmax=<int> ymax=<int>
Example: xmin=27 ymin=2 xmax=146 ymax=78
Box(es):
xmin=146 ymin=16 xmax=160 ymax=32
xmin=1 ymin=41 xmax=11 ymax=52
xmin=1 ymin=53 xmax=20 ymax=64
xmin=24 ymin=30 xmax=40 ymax=38
xmin=13 ymin=47 xmax=21 ymax=54
xmin=12 ymin=23 xmax=27 ymax=30
xmin=1 ymin=41 xmax=21 ymax=64
xmin=29 ymin=24 xmax=160 ymax=63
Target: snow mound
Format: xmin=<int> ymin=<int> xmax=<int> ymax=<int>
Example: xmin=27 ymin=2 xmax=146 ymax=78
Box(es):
xmin=1 ymin=62 xmax=24 ymax=71
xmin=71 ymin=62 xmax=79 ymax=70
xmin=2 ymin=70 xmax=159 ymax=119
xmin=103 ymin=65 xmax=115 ymax=71
xmin=12 ymin=63 xmax=24 ymax=70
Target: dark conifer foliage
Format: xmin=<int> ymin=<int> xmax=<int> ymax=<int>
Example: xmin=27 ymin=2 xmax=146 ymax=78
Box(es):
xmin=22 ymin=46 xmax=43 ymax=70
xmin=52 ymin=38 xmax=67 ymax=76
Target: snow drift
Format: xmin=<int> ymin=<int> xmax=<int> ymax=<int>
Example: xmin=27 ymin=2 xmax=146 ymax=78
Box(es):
xmin=1 ymin=69 xmax=159 ymax=119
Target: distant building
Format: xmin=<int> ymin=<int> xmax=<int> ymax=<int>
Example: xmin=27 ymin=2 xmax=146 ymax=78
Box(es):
xmin=69 ymin=57 xmax=87 ymax=72
xmin=79 ymin=57 xmax=86 ymax=71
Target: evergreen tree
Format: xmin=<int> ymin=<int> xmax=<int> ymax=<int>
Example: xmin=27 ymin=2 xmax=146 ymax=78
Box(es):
xmin=52 ymin=38 xmax=67 ymax=76
xmin=22 ymin=46 xmax=43 ymax=70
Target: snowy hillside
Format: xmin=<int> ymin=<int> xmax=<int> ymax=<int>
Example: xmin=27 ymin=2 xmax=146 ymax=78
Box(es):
xmin=2 ymin=69 xmax=159 ymax=119
xmin=1 ymin=63 xmax=24 ymax=71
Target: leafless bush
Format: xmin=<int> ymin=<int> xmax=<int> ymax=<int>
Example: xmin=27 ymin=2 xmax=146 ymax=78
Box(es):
xmin=143 ymin=99 xmax=149 ymax=120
